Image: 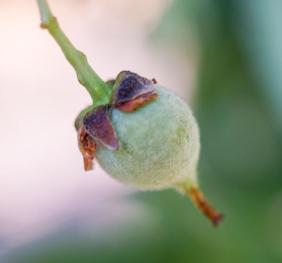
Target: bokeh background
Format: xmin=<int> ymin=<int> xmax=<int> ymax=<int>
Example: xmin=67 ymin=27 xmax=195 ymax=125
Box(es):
xmin=1 ymin=0 xmax=282 ymax=262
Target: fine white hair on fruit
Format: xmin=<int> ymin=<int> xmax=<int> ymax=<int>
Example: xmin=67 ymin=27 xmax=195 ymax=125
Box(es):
xmin=96 ymin=86 xmax=200 ymax=190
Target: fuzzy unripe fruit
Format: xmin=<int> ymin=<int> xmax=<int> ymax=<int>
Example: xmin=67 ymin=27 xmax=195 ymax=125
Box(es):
xmin=37 ymin=0 xmax=222 ymax=226
xmin=96 ymin=86 xmax=200 ymax=190
xmin=77 ymin=72 xmax=222 ymax=225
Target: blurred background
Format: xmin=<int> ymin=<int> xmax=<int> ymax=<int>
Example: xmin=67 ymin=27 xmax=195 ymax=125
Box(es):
xmin=1 ymin=0 xmax=282 ymax=262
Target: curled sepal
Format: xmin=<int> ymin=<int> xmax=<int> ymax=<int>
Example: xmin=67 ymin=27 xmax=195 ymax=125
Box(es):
xmin=111 ymin=71 xmax=158 ymax=112
xmin=83 ymin=105 xmax=119 ymax=150
xmin=78 ymin=126 xmax=96 ymax=171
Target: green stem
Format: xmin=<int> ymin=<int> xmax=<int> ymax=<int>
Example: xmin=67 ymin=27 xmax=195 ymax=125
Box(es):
xmin=36 ymin=0 xmax=111 ymax=107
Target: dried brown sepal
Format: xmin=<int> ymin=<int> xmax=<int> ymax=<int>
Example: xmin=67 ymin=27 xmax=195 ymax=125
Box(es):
xmin=78 ymin=126 xmax=96 ymax=171
xmin=83 ymin=105 xmax=119 ymax=150
xmin=111 ymin=71 xmax=158 ymax=112
xmin=76 ymin=71 xmax=159 ymax=170
xmin=117 ymin=91 xmax=158 ymax=112
xmin=187 ymin=187 xmax=223 ymax=226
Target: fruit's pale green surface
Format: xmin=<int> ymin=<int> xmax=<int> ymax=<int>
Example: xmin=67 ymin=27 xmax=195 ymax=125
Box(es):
xmin=96 ymin=86 xmax=200 ymax=190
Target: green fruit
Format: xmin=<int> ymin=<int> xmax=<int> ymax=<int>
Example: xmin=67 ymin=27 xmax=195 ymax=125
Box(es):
xmin=37 ymin=0 xmax=222 ymax=226
xmin=96 ymin=86 xmax=200 ymax=190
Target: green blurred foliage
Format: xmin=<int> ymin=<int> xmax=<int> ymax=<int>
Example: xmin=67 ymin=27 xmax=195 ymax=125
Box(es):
xmin=5 ymin=0 xmax=282 ymax=262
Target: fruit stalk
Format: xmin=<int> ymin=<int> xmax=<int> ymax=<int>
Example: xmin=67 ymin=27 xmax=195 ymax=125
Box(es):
xmin=36 ymin=0 xmax=111 ymax=107
xmin=185 ymin=186 xmax=223 ymax=226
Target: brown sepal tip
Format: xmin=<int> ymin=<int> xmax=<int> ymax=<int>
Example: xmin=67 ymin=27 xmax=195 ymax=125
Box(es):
xmin=83 ymin=106 xmax=119 ymax=151
xmin=77 ymin=127 xmax=96 ymax=171
xmin=117 ymin=91 xmax=158 ymax=112
xmin=111 ymin=71 xmax=158 ymax=113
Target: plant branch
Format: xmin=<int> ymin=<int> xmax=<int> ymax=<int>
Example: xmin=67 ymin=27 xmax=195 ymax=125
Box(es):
xmin=36 ymin=0 xmax=111 ymax=106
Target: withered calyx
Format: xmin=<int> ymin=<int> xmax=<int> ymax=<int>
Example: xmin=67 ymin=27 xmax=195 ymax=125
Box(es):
xmin=76 ymin=71 xmax=158 ymax=171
